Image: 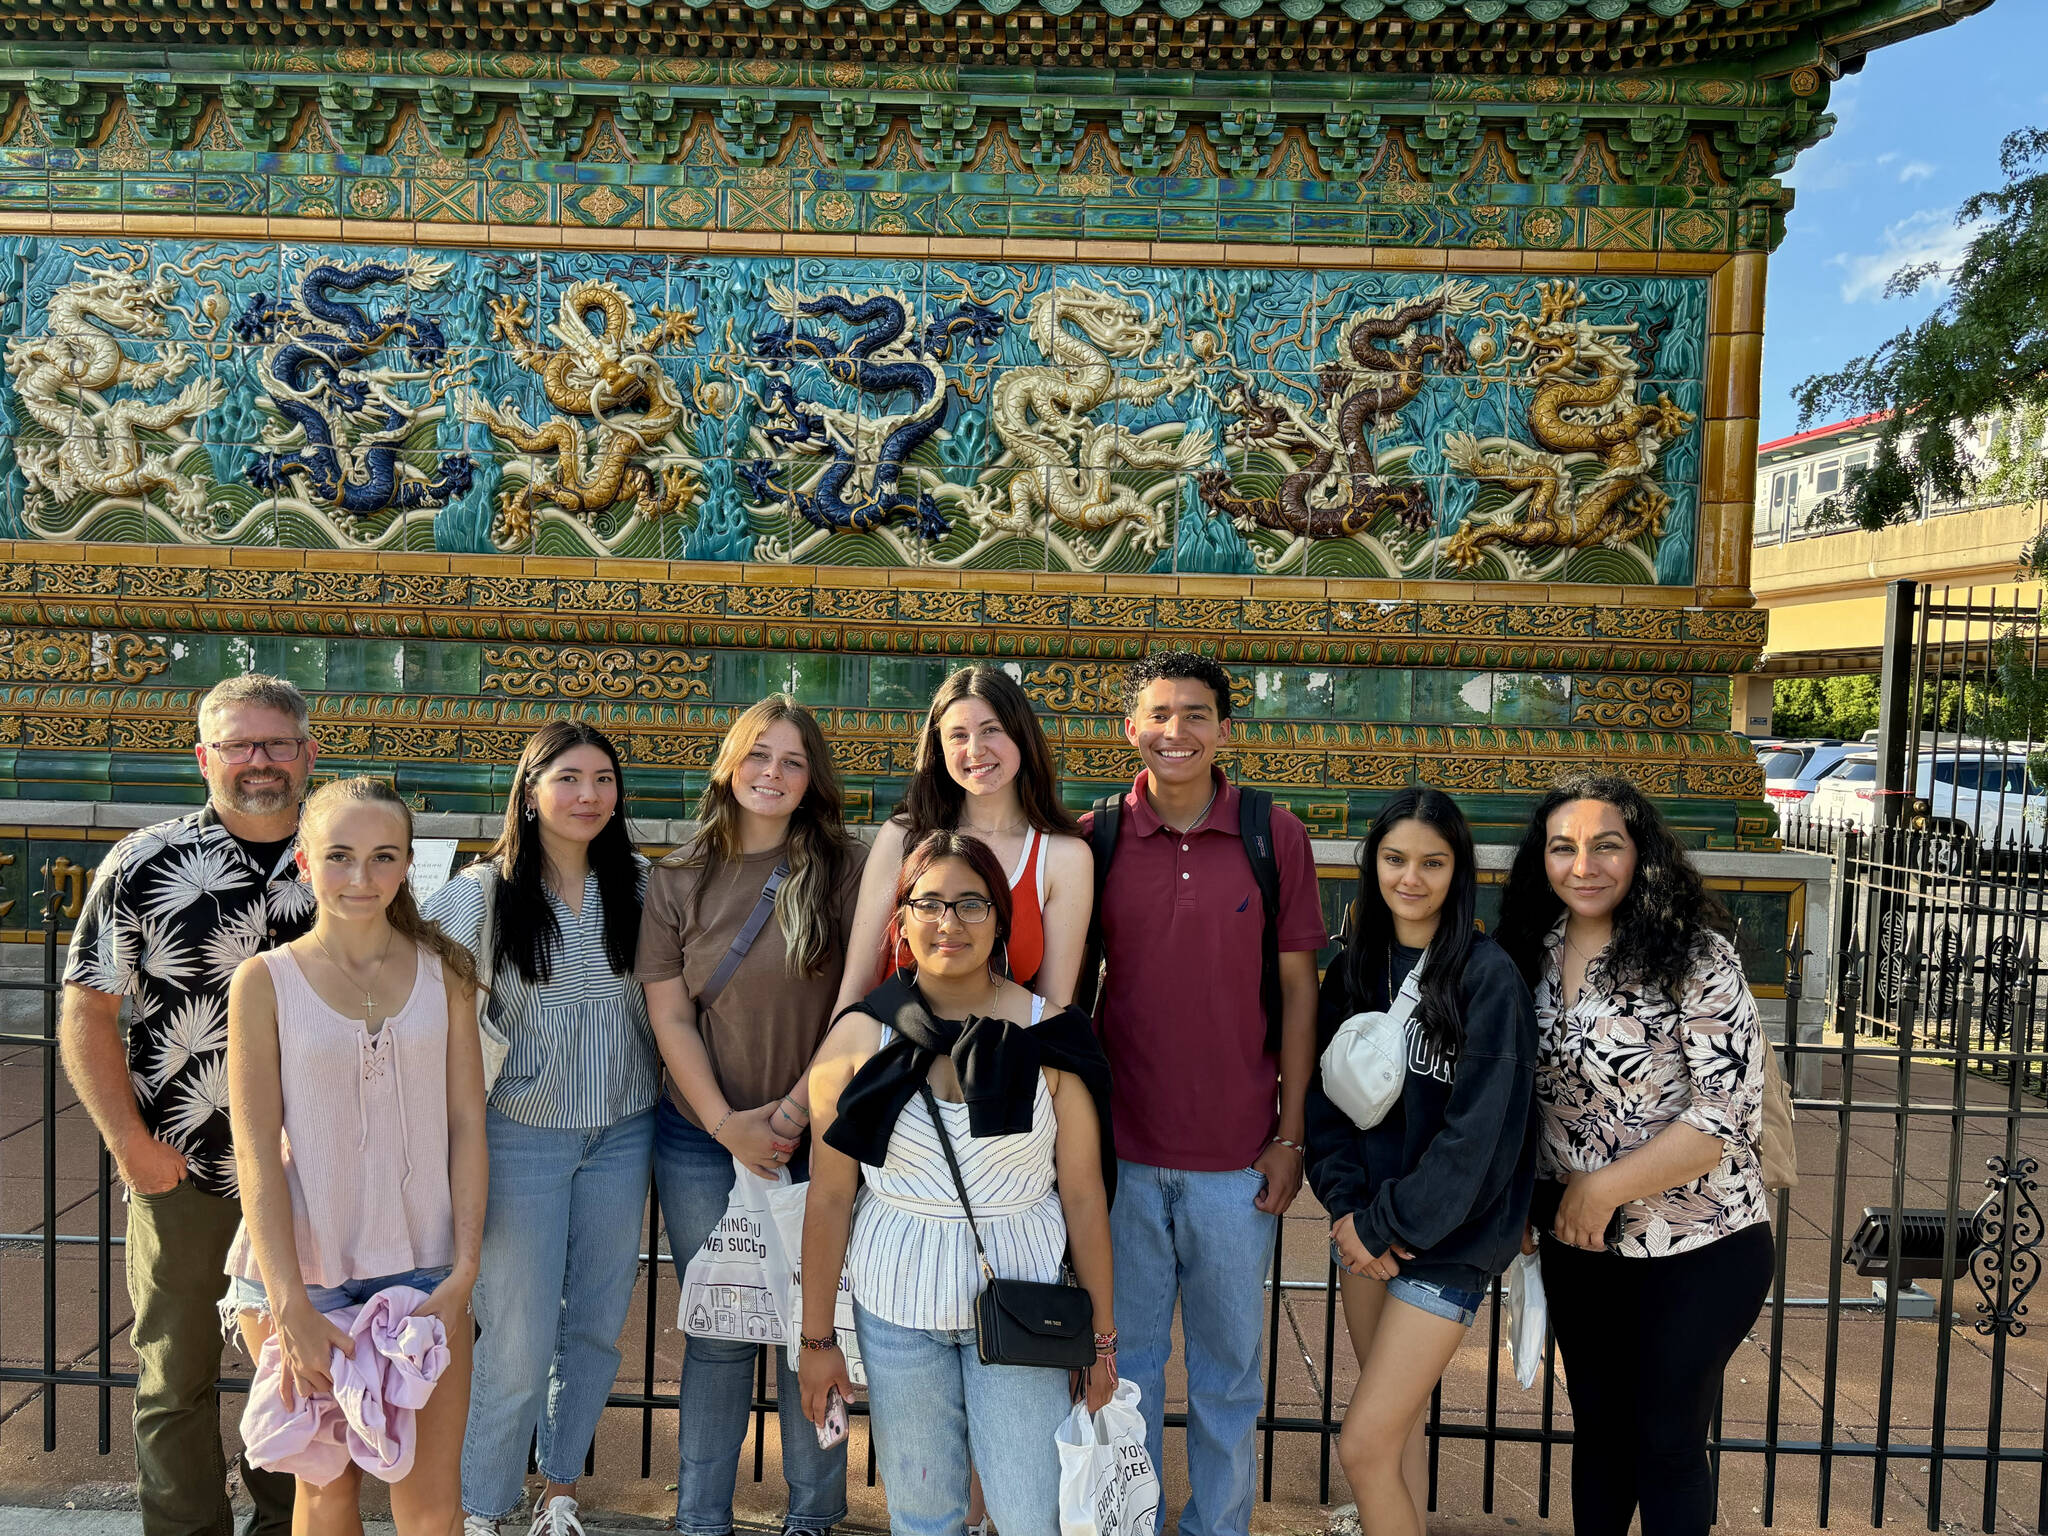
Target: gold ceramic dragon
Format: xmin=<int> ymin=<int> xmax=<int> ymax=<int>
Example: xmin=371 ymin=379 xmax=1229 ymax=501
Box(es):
xmin=1442 ymin=281 xmax=1694 ymax=571
xmin=466 ymin=281 xmax=704 ymax=547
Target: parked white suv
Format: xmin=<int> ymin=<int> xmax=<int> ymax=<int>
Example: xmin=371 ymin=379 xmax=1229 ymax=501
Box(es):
xmin=1809 ymin=747 xmax=2048 ymax=851
xmin=1758 ymin=739 xmax=1860 ymax=809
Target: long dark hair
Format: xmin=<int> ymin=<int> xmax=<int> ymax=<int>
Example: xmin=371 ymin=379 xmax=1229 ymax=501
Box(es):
xmin=1493 ymin=772 xmax=1734 ymax=1000
xmin=482 ymin=721 xmax=641 ymax=985
xmin=897 ymin=666 xmax=1081 ymax=842
xmin=669 ymin=695 xmax=857 ymax=978
xmin=1342 ymin=787 xmax=1476 ymax=1060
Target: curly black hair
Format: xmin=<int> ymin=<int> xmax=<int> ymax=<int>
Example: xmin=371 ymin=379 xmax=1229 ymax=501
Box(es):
xmin=1493 ymin=772 xmax=1734 ymax=1000
xmin=1120 ymin=649 xmax=1237 ymax=721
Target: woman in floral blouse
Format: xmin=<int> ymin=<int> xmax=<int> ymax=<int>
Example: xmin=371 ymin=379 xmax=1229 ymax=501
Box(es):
xmin=1495 ymin=772 xmax=1771 ymax=1536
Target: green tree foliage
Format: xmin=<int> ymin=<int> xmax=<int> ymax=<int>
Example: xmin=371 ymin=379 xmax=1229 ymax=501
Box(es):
xmin=1794 ymin=129 xmax=2048 ymax=530
xmin=1771 ymin=675 xmax=1881 ymax=739
xmin=1774 ymin=634 xmax=2048 ymax=745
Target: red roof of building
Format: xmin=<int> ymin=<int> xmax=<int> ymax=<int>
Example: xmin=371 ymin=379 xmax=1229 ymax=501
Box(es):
xmin=1757 ymin=411 xmax=1890 ymax=457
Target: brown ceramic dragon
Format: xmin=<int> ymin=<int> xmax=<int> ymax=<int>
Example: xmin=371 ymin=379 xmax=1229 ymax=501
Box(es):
xmin=465 ymin=281 xmax=704 ymax=547
xmin=1442 ymin=280 xmax=1694 ymax=570
xmin=1196 ymin=280 xmax=1479 ymax=539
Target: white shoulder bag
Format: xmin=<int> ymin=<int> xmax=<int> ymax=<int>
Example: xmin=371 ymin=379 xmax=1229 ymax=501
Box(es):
xmin=1318 ymin=949 xmax=1426 ymax=1131
xmin=469 ymin=864 xmax=512 ymax=1094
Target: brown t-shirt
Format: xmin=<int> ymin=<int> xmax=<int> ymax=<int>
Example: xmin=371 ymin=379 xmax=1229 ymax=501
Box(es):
xmin=636 ymin=841 xmax=867 ymax=1127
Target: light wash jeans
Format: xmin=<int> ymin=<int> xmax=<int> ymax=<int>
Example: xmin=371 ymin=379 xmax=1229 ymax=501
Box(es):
xmin=461 ymin=1106 xmax=656 ymax=1519
xmin=653 ymin=1099 xmax=848 ymax=1536
xmin=852 ymin=1301 xmax=1069 ymax=1536
xmin=1111 ymin=1160 xmax=1278 ymax=1536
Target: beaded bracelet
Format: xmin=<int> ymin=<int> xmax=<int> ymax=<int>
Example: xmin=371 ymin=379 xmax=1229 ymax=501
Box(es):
xmin=710 ymin=1108 xmax=735 ymax=1139
xmin=1270 ymin=1138 xmax=1305 ymax=1155
xmin=1093 ymin=1330 xmax=1119 ymax=1357
xmin=798 ymin=1334 xmax=838 ymax=1351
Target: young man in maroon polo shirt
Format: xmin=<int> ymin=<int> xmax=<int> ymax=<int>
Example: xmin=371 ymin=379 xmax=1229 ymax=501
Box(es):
xmin=1083 ymin=650 xmax=1325 ymax=1536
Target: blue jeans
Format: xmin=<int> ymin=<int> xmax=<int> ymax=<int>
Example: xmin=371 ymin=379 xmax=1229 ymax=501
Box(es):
xmin=653 ymin=1098 xmax=848 ymax=1536
xmin=853 ymin=1302 xmax=1068 ymax=1536
xmin=461 ymin=1107 xmax=656 ymax=1519
xmin=220 ymin=1265 xmax=454 ymax=1330
xmin=1111 ymin=1160 xmax=1278 ymax=1536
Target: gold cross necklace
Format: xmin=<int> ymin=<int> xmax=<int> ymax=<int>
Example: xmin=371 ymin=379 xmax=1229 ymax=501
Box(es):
xmin=313 ymin=930 xmax=396 ymax=1023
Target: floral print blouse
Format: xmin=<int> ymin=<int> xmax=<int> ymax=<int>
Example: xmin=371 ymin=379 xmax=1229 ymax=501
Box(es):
xmin=1534 ymin=921 xmax=1770 ymax=1258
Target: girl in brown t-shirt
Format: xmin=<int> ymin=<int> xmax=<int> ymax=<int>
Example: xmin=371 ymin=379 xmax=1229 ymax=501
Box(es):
xmin=636 ymin=694 xmax=866 ymax=1536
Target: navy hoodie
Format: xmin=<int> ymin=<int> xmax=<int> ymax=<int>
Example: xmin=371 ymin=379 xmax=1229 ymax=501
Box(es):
xmin=1304 ymin=933 xmax=1539 ymax=1292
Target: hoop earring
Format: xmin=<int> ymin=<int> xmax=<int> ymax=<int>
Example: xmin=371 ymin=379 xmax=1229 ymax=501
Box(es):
xmin=522 ymin=803 xmax=537 ymax=822
xmin=892 ymin=929 xmax=916 ymax=974
xmin=995 ymin=935 xmax=1012 ymax=980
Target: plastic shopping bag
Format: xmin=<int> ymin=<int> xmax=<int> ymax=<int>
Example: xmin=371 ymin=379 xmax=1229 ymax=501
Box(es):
xmin=680 ymin=1164 xmax=793 ymax=1345
xmin=1056 ymin=1380 xmax=1161 ymax=1536
xmin=765 ymin=1181 xmax=866 ymax=1386
xmin=1503 ymin=1251 xmax=1546 ymax=1391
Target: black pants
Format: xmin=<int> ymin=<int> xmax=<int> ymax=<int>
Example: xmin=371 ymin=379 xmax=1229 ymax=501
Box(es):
xmin=1541 ymin=1222 xmax=1774 ymax=1536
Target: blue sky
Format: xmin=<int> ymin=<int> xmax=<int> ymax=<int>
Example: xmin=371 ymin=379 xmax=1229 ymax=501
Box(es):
xmin=1763 ymin=0 xmax=2044 ymax=441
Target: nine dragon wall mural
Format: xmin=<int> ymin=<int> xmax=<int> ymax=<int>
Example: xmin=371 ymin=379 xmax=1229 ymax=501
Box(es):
xmin=0 ymin=238 xmax=1706 ymax=583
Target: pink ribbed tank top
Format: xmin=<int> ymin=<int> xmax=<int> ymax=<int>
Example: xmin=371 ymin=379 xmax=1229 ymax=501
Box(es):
xmin=226 ymin=945 xmax=454 ymax=1290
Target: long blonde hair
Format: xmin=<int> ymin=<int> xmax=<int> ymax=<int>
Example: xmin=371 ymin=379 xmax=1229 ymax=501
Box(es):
xmin=668 ymin=696 xmax=856 ymax=978
xmin=301 ymin=777 xmax=480 ymax=990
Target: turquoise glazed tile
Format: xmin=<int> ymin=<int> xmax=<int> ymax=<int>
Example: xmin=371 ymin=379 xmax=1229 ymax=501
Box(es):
xmin=1336 ymin=668 xmax=1412 ymax=723
xmin=1413 ymin=669 xmax=1493 ymax=724
xmin=871 ymin=657 xmax=949 ymax=710
xmin=327 ymin=640 xmax=408 ymax=694
xmin=403 ymin=641 xmax=482 ymax=696
xmin=791 ymin=654 xmax=870 ymax=708
xmin=1493 ymin=672 xmax=1571 ymax=727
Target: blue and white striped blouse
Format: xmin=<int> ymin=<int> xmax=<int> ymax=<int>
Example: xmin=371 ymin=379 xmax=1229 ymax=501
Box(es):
xmin=845 ymin=1001 xmax=1068 ymax=1331
xmin=423 ymin=860 xmax=659 ymax=1131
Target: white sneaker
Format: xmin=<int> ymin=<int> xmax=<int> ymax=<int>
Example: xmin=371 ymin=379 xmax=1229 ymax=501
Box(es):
xmin=464 ymin=1518 xmax=501 ymax=1536
xmin=530 ymin=1496 xmax=586 ymax=1536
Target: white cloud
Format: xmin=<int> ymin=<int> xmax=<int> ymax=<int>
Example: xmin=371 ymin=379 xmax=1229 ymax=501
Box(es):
xmin=1834 ymin=207 xmax=1985 ymax=302
xmin=1877 ymin=151 xmax=1899 ymax=167
xmin=1897 ymin=160 xmax=1937 ymax=183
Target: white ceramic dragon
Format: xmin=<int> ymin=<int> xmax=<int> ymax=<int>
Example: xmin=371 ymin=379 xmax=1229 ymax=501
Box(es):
xmin=968 ymin=284 xmax=1212 ymax=552
xmin=6 ymin=262 xmax=224 ymax=532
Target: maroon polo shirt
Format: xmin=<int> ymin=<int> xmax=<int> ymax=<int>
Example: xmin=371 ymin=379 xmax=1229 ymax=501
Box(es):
xmin=1085 ymin=769 xmax=1328 ymax=1172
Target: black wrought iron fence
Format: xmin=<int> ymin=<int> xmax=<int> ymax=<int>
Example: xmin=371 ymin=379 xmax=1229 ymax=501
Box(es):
xmin=8 ymin=809 xmax=2048 ymax=1528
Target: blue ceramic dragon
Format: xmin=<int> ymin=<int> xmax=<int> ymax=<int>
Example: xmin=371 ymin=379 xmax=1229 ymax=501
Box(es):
xmin=739 ymin=289 xmax=1003 ymax=539
xmin=234 ymin=255 xmax=475 ymax=519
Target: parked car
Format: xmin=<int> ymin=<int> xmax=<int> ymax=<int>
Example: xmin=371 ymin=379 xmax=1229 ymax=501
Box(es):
xmin=1759 ymin=739 xmax=1859 ymax=808
xmin=1808 ymin=747 xmax=2048 ymax=855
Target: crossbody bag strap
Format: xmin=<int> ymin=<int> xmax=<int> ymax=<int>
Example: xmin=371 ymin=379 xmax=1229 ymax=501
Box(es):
xmin=919 ymin=1081 xmax=993 ymax=1279
xmin=697 ymin=860 xmax=789 ymax=1009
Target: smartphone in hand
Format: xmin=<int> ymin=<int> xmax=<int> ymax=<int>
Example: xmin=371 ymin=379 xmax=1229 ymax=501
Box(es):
xmin=816 ymin=1386 xmax=848 ymax=1450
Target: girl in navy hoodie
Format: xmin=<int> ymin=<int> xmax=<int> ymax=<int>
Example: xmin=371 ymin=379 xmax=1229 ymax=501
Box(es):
xmin=1305 ymin=788 xmax=1538 ymax=1536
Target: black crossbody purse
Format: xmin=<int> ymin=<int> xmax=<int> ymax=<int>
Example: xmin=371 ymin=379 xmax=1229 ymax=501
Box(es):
xmin=918 ymin=1082 xmax=1096 ymax=1372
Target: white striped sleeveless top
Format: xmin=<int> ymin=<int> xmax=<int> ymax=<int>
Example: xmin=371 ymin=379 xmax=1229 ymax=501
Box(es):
xmin=844 ymin=997 xmax=1067 ymax=1331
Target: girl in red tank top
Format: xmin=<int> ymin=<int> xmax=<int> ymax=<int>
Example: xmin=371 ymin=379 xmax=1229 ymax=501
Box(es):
xmin=843 ymin=665 xmax=1090 ymax=1008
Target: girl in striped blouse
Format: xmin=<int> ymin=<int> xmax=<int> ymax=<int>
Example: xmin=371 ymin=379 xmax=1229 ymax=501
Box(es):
xmin=423 ymin=722 xmax=655 ymax=1536
xmin=800 ymin=832 xmax=1117 ymax=1536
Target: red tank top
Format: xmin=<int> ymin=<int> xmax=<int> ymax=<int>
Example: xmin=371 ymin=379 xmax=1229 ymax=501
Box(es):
xmin=873 ymin=827 xmax=1048 ymax=990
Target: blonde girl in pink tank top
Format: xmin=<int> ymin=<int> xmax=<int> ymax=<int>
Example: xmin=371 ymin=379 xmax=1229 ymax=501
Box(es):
xmin=226 ymin=776 xmax=489 ymax=1536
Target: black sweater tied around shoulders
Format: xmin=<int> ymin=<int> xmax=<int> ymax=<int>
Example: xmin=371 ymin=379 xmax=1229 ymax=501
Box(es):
xmin=822 ymin=971 xmax=1118 ymax=1204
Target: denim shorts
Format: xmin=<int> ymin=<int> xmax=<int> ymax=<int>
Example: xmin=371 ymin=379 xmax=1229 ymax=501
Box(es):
xmin=219 ymin=1264 xmax=454 ymax=1334
xmin=1385 ymin=1274 xmax=1488 ymax=1327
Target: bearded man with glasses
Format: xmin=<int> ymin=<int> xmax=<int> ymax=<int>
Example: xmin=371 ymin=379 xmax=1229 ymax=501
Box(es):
xmin=60 ymin=673 xmax=320 ymax=1536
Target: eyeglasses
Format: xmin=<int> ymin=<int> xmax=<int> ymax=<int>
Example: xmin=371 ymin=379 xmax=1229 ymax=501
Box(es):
xmin=204 ymin=738 xmax=307 ymax=765
xmin=903 ymin=895 xmax=994 ymax=926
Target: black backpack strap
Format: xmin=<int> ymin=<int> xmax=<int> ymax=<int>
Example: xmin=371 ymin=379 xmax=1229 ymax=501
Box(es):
xmin=1238 ymin=788 xmax=1285 ymax=1056
xmin=1074 ymin=793 xmax=1124 ymax=1019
